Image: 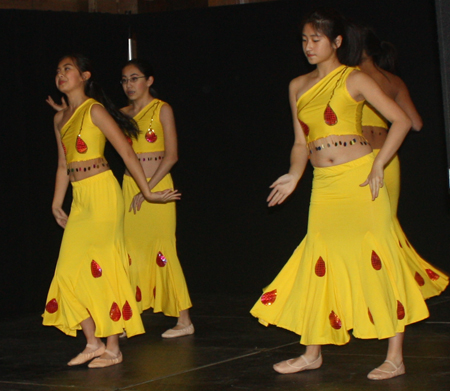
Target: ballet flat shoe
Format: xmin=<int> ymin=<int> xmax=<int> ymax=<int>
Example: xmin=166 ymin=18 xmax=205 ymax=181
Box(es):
xmin=367 ymin=360 xmax=405 ymax=380
xmin=273 ymin=354 xmax=323 ymax=374
xmin=67 ymin=343 xmax=106 ymax=366
xmin=161 ymin=323 xmax=195 ymax=338
xmin=88 ymin=349 xmax=123 ymax=368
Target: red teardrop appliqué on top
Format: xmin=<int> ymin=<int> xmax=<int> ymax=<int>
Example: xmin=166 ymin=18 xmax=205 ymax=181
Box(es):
xmin=110 ymin=302 xmax=121 ymax=322
xmin=426 ymin=269 xmax=440 ymax=281
xmin=145 ymin=130 xmax=157 ymax=143
xmin=415 ymin=272 xmax=425 ymax=286
xmin=136 ymin=286 xmax=142 ymax=302
xmin=329 ymin=310 xmax=342 ymax=329
xmin=397 ymin=300 xmax=405 ymax=320
xmin=299 ymin=120 xmax=310 ymax=136
xmin=315 ymin=257 xmax=326 ymax=277
xmin=126 ymin=136 xmax=133 ymax=146
xmin=76 ymin=135 xmax=88 ymax=153
xmin=122 ymin=301 xmax=132 ymax=321
xmin=156 ymin=252 xmax=167 ymax=267
xmin=46 ymin=298 xmax=58 ymax=313
xmin=261 ymin=289 xmax=277 ymax=306
xmin=371 ymin=251 xmax=382 ymax=270
xmin=324 ymin=104 xmax=338 ymax=125
xmin=91 ymin=260 xmax=102 ymax=278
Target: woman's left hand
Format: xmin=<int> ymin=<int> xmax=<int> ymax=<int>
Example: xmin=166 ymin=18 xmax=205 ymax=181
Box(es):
xmin=129 ymin=189 xmax=181 ymax=213
xmin=360 ymin=162 xmax=384 ymax=200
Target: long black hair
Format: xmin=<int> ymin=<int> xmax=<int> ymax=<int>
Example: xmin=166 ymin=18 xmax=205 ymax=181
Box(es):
xmin=61 ymin=53 xmax=140 ymax=139
xmin=361 ymin=26 xmax=397 ymax=73
xmin=301 ymin=8 xmax=363 ymax=67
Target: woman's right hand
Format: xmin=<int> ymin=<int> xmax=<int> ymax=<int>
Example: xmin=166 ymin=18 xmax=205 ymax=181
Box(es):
xmin=52 ymin=206 xmax=68 ymax=228
xmin=267 ymin=173 xmax=297 ymax=207
xmin=46 ymin=96 xmax=67 ymax=112
xmin=129 ymin=189 xmax=181 ymax=213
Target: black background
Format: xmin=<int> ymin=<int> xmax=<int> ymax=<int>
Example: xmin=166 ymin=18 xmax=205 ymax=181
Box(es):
xmin=0 ymin=0 xmax=448 ymax=319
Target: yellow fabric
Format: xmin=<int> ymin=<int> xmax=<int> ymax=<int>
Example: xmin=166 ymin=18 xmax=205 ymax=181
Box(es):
xmin=131 ymin=99 xmax=165 ymax=153
xmin=43 ymin=171 xmax=145 ymax=338
xmin=123 ymin=174 xmax=192 ymax=316
xmin=297 ymin=65 xmax=364 ymax=143
xmin=250 ymin=153 xmax=435 ymax=345
xmin=61 ymin=98 xmax=106 ymax=164
xmin=362 ymin=103 xmax=389 ymax=129
xmin=373 ymin=149 xmax=449 ymax=298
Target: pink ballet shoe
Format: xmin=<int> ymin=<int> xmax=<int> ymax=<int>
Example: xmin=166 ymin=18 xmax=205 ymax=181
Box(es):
xmin=67 ymin=343 xmax=105 ymax=366
xmin=88 ymin=349 xmax=123 ymax=368
xmin=367 ymin=360 xmax=405 ymax=380
xmin=273 ymin=354 xmax=322 ymax=374
xmin=161 ymin=323 xmax=195 ymax=338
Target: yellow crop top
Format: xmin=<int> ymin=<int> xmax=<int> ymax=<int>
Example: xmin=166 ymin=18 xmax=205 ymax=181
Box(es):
xmin=297 ymin=65 xmax=364 ymax=143
xmin=130 ymin=99 xmax=165 ymax=153
xmin=362 ymin=102 xmax=389 ymax=129
xmin=60 ymin=98 xmax=106 ymax=164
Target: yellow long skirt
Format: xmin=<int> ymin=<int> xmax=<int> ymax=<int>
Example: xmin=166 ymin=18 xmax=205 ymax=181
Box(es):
xmin=375 ymin=150 xmax=448 ymax=298
xmin=43 ymin=171 xmax=145 ymax=338
xmin=250 ymin=153 xmax=440 ymax=346
xmin=123 ymin=174 xmax=192 ymax=316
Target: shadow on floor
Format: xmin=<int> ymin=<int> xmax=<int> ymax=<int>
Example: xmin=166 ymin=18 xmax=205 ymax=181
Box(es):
xmin=0 ymin=292 xmax=449 ymax=390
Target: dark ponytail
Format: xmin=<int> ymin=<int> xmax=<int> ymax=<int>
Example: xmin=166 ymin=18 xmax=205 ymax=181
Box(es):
xmin=301 ymin=8 xmax=363 ymax=67
xmin=61 ymin=54 xmax=140 ymax=139
xmin=361 ymin=26 xmax=397 ymax=72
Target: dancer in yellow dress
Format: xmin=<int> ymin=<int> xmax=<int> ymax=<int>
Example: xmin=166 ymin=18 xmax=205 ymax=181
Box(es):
xmin=359 ymin=26 xmax=448 ymax=298
xmin=250 ymin=9 xmax=448 ymax=380
xmin=121 ymin=59 xmax=193 ymax=338
xmin=43 ymin=54 xmax=180 ymax=368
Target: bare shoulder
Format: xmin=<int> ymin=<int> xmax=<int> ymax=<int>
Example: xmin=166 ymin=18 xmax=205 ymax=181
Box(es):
xmin=389 ymin=73 xmax=408 ymax=92
xmin=347 ymin=68 xmax=368 ymax=82
xmin=289 ymin=72 xmax=312 ymax=90
xmin=54 ymin=110 xmax=64 ymax=129
xmin=289 ymin=71 xmax=317 ymax=100
xmin=160 ymin=101 xmax=174 ymax=117
xmin=90 ymin=102 xmax=108 ymax=116
xmin=346 ymin=68 xmax=377 ymax=90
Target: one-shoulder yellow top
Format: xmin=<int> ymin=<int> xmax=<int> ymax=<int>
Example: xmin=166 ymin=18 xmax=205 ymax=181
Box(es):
xmin=297 ymin=65 xmax=364 ymax=143
xmin=362 ymin=102 xmax=389 ymax=129
xmin=60 ymin=98 xmax=106 ymax=164
xmin=130 ymin=99 xmax=165 ymax=153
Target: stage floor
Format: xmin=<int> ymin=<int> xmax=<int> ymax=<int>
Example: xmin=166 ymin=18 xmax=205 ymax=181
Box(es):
xmin=0 ymin=292 xmax=449 ymax=390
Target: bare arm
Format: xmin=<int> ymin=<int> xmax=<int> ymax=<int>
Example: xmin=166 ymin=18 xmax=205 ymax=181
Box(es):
xmin=267 ymin=78 xmax=309 ymax=207
xmin=90 ymin=104 xmax=177 ymax=204
xmin=393 ymin=78 xmax=423 ymax=131
xmin=52 ymin=112 xmax=70 ymax=228
xmin=146 ymin=103 xmax=178 ymax=191
xmin=347 ymin=71 xmax=411 ymax=199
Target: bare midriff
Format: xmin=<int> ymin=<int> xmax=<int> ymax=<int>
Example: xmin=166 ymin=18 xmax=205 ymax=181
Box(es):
xmin=124 ymin=151 xmax=165 ymax=178
xmin=67 ymin=157 xmax=110 ymax=182
xmin=308 ymin=134 xmax=373 ymax=167
xmin=361 ymin=126 xmax=388 ymax=149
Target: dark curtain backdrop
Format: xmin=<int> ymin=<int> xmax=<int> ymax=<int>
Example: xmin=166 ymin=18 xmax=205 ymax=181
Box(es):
xmin=0 ymin=0 xmax=448 ymax=319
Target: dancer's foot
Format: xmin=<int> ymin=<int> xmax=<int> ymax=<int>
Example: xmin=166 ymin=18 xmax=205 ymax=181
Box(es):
xmin=161 ymin=323 xmax=194 ymax=338
xmin=273 ymin=354 xmax=322 ymax=374
xmin=88 ymin=349 xmax=123 ymax=368
xmin=67 ymin=342 xmax=105 ymax=366
xmin=367 ymin=360 xmax=405 ymax=380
